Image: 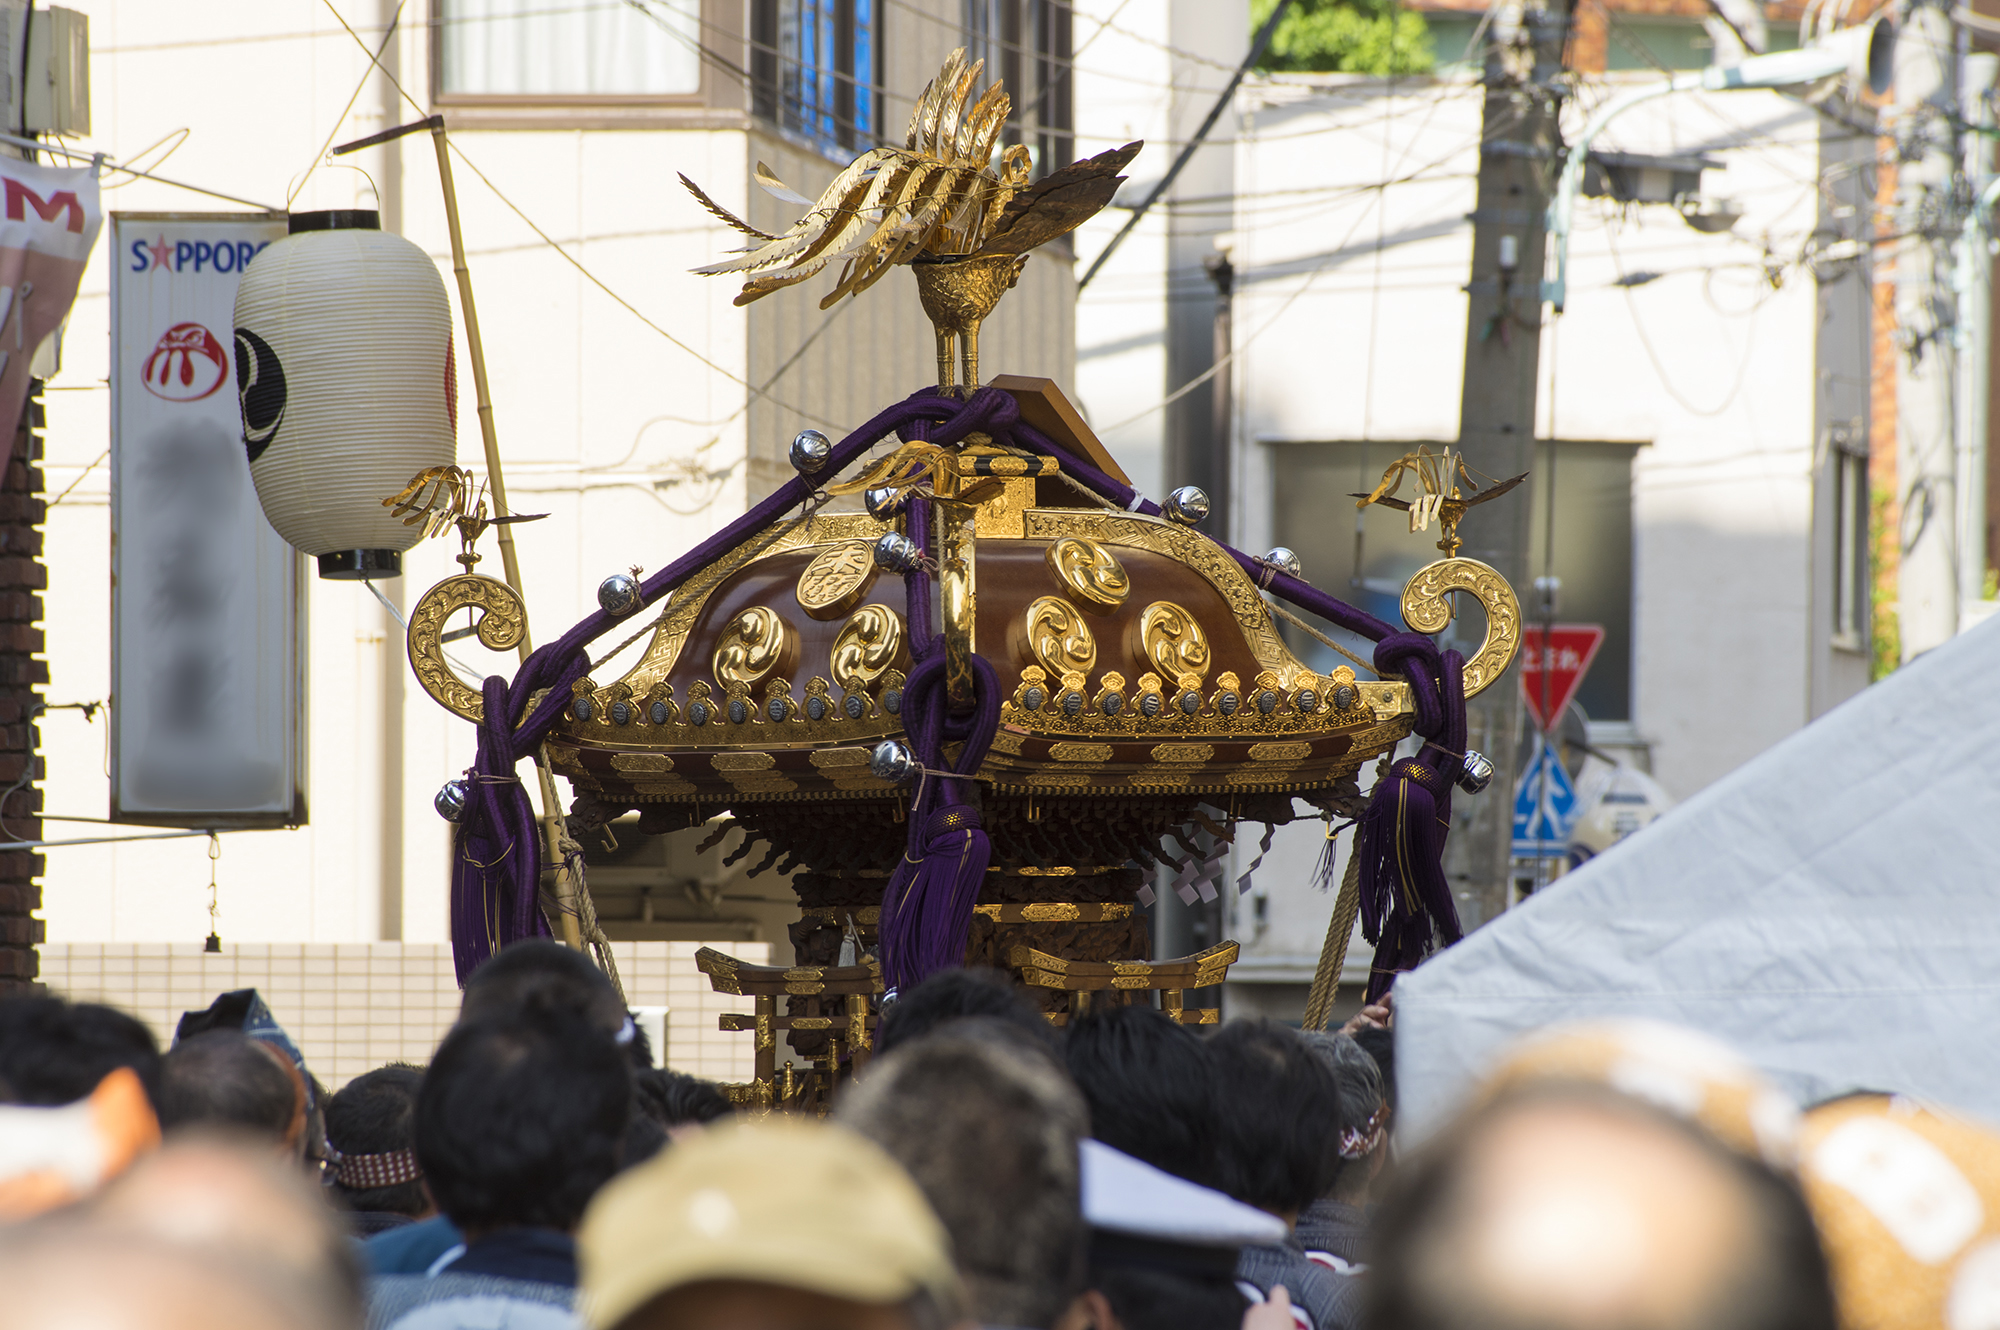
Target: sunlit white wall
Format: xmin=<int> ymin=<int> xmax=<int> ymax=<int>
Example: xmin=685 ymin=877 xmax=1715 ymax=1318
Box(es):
xmin=43 ymin=1 xmax=754 ymax=945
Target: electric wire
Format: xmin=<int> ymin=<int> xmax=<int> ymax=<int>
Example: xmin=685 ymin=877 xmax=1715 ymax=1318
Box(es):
xmin=318 ymin=0 xmax=852 ymax=433
xmin=1602 ymin=215 xmax=1759 ymax=417
xmin=290 ymin=1 xmax=404 ymax=207
xmin=1096 ymin=104 xmax=1504 ymax=435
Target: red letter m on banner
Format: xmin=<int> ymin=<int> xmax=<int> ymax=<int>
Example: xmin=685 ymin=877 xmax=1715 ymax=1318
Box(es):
xmin=3 ymin=179 xmax=83 ymax=232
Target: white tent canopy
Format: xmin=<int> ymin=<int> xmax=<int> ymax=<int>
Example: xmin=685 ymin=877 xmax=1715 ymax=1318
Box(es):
xmin=1395 ymin=614 xmax=2000 ymax=1143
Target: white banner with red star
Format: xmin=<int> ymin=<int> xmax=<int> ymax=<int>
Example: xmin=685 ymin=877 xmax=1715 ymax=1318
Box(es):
xmin=109 ymin=211 xmax=305 ymax=827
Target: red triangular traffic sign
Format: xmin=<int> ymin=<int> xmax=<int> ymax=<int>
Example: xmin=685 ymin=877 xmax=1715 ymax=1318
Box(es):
xmin=1520 ymin=624 xmax=1605 ymax=731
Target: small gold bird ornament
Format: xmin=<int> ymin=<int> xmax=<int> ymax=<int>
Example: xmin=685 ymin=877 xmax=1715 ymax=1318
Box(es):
xmin=1350 ymin=447 xmax=1528 ymax=559
xmin=383 ymin=465 xmax=547 ymax=571
xmin=682 ymin=48 xmax=1140 ymax=389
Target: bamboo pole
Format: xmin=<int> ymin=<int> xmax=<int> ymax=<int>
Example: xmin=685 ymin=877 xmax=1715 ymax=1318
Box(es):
xmin=428 ymin=123 xmax=583 ymax=952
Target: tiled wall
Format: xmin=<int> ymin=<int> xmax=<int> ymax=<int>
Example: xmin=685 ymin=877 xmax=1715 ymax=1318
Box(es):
xmin=38 ymin=940 xmax=770 ymax=1089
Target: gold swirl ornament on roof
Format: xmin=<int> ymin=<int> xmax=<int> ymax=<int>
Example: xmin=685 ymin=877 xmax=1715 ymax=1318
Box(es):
xmin=1136 ymin=602 xmax=1210 ymax=684
xmin=1399 ymin=557 xmax=1521 ymax=698
xmin=831 ymin=604 xmax=906 ymax=694
xmin=795 ymin=541 xmax=879 ymax=620
xmin=1045 ymin=537 xmax=1130 ymax=612
xmin=406 ymin=574 xmax=529 ymax=722
xmin=713 ymin=606 xmax=796 ymax=690
xmin=1024 ymin=595 xmax=1097 ymax=678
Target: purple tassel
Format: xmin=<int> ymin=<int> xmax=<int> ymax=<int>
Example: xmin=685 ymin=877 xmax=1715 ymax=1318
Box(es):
xmin=878 ymin=648 xmax=1002 ymax=993
xmin=449 ymin=677 xmax=552 ymax=985
xmin=1355 ymin=648 xmax=1469 ymax=1002
xmin=1311 ymin=822 xmax=1345 ymax=895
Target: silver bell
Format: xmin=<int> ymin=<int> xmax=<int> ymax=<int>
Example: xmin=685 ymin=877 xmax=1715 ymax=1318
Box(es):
xmin=1262 ymin=546 xmax=1302 ymax=578
xmin=870 ymin=740 xmax=917 ymax=784
xmin=435 ymin=778 xmax=470 ymax=823
xmin=596 ymin=572 xmax=643 ymax=618
xmin=1456 ymin=750 xmax=1496 ymax=795
xmin=790 ymin=429 xmax=833 ymax=475
xmin=1165 ymin=486 xmax=1211 ymax=526
xmin=865 ymin=486 xmax=902 ymax=520
xmin=873 ymin=531 xmax=922 ymax=575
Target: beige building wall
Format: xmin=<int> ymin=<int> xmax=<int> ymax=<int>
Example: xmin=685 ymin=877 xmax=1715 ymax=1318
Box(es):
xmin=39 ymin=0 xmax=1076 ymax=975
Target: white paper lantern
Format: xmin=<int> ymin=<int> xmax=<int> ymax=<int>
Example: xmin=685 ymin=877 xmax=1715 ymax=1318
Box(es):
xmin=233 ymin=210 xmax=456 ymax=579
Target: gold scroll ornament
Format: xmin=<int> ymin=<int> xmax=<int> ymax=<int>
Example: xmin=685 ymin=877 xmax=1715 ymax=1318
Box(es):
xmin=713 ymin=606 xmax=796 ymax=690
xmin=831 ymin=604 xmax=906 ymax=695
xmin=795 ymin=541 xmax=879 ymax=620
xmin=1398 ymin=557 xmax=1522 ymax=697
xmin=1025 ymin=595 xmax=1098 ymax=679
xmin=1136 ymin=601 xmax=1210 ymax=685
xmin=406 ymin=574 xmax=529 ymax=722
xmin=1045 ymin=536 xmax=1130 ymax=611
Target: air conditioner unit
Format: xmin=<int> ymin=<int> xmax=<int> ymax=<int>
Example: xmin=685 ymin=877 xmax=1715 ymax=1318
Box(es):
xmin=0 ymin=5 xmax=89 ymax=138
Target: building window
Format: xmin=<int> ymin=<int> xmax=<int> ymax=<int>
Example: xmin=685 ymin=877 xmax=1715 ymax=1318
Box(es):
xmin=1271 ymin=439 xmax=1636 ymax=724
xmin=963 ymin=0 xmax=1073 ymax=176
xmin=1832 ymin=440 xmax=1869 ymax=648
xmin=437 ymin=0 xmax=703 ymax=97
xmin=751 ymin=0 xmax=882 ymax=154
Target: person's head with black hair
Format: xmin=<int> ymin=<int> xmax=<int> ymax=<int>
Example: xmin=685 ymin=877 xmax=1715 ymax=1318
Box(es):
xmin=634 ymin=1068 xmax=733 ymax=1132
xmin=1298 ymin=1029 xmax=1388 ymax=1205
xmin=324 ymin=1063 xmax=430 ymax=1227
xmin=418 ymin=1005 xmax=631 ymax=1236
xmin=0 ymin=995 xmax=162 ymax=1110
xmin=157 ymin=1030 xmax=302 ymax=1149
xmin=875 ymin=966 xmax=1055 ymax=1056
xmin=1088 ymin=1266 xmax=1247 ymax=1330
xmin=1205 ymin=1018 xmax=1343 ymax=1221
xmin=1064 ymin=1002 xmax=1225 ymax=1192
xmin=459 ymin=937 xmax=641 ymax=1051
xmin=838 ymin=1017 xmax=1088 ymax=1330
xmin=1353 ymin=1023 xmax=1395 ymax=1112
xmin=1365 ymin=1083 xmax=1836 ymax=1330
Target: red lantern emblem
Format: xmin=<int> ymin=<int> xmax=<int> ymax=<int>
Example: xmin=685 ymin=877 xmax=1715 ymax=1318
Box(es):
xmin=142 ymin=322 xmax=230 ymax=402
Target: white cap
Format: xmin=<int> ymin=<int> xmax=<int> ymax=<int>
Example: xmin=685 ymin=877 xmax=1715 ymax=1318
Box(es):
xmin=1080 ymin=1139 xmax=1287 ymax=1248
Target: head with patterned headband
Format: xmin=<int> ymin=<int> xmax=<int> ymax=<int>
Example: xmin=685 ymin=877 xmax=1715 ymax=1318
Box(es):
xmin=324 ymin=1063 xmax=429 ymax=1235
xmin=1297 ymin=1029 xmax=1390 ymax=1272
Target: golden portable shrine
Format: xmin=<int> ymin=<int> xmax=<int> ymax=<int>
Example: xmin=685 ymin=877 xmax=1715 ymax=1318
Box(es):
xmin=385 ymin=52 xmax=1523 ymax=1110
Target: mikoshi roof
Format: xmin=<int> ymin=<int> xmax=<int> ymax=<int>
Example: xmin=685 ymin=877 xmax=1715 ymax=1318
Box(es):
xmin=1393 ymin=612 xmax=2000 ymax=1143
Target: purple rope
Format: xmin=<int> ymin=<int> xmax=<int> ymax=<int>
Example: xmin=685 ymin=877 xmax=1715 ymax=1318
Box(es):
xmin=447 ymin=391 xmax=951 ymax=981
xmin=449 ymin=678 xmax=553 ymax=983
xmin=1355 ymin=648 xmax=1469 ymax=1002
xmin=993 ymin=396 xmax=1476 ymax=995
xmin=877 ymin=646 xmax=1002 ymax=992
xmin=445 ymin=380 xmax=1471 ymax=993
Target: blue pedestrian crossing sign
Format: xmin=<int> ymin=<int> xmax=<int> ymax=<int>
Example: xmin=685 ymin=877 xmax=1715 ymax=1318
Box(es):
xmin=1512 ymin=736 xmax=1578 ymax=858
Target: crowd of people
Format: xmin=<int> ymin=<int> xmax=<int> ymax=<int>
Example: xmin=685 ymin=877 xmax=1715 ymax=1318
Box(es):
xmin=0 ymin=942 xmax=1988 ymax=1330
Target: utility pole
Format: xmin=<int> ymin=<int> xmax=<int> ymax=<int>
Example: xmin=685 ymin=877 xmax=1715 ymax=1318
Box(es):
xmin=1446 ymin=0 xmax=1571 ymax=931
xmin=1955 ymin=53 xmax=1996 ymax=625
xmin=1893 ymin=0 xmax=1962 ymax=658
xmin=1204 ymin=243 xmax=1236 ymax=542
